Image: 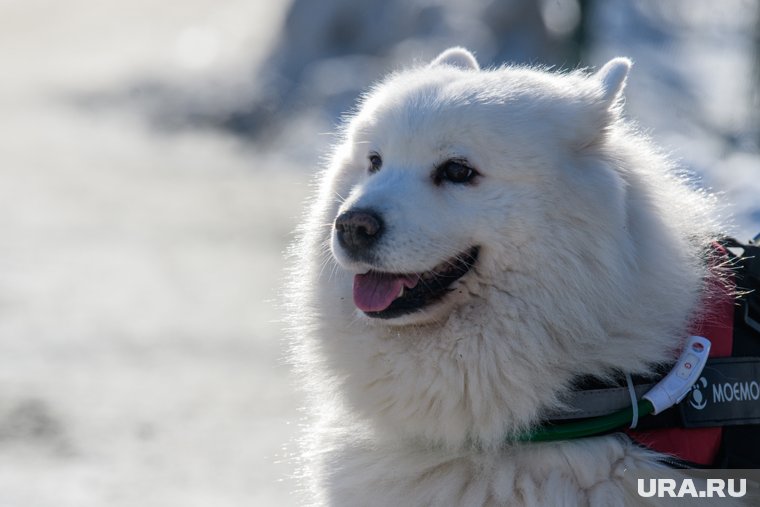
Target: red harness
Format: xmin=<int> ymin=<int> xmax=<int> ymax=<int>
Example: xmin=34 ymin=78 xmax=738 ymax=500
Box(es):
xmin=626 ymin=243 xmax=734 ymax=465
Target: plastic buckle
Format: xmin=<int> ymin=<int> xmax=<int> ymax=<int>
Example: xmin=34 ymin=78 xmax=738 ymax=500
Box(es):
xmin=643 ymin=336 xmax=711 ymax=415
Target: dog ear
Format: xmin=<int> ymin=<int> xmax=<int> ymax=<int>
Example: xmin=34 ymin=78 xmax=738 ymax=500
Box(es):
xmin=594 ymin=57 xmax=632 ymax=106
xmin=571 ymin=58 xmax=632 ymax=148
xmin=430 ymin=47 xmax=480 ymax=71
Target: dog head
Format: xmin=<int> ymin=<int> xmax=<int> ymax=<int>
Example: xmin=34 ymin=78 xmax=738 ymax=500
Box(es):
xmin=296 ymin=48 xmax=715 ymax=447
xmin=329 ymin=48 xmax=633 ymax=326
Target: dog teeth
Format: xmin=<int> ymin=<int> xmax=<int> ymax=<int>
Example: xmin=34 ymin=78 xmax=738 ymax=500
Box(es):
xmin=397 ymin=286 xmax=404 ymax=298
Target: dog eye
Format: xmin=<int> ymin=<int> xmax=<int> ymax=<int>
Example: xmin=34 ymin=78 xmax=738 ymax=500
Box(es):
xmin=368 ymin=153 xmax=382 ymax=174
xmin=435 ymin=160 xmax=478 ymax=185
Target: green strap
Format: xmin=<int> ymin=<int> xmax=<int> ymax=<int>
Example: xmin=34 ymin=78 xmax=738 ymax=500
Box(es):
xmin=518 ymin=399 xmax=655 ymax=442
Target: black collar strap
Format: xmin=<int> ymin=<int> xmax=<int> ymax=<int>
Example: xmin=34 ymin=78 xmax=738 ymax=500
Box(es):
xmin=545 ymin=373 xmax=662 ymax=422
xmin=541 ymin=357 xmax=760 ymax=430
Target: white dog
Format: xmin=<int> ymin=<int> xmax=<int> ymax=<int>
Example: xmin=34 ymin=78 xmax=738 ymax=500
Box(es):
xmin=288 ymin=47 xmax=724 ymax=506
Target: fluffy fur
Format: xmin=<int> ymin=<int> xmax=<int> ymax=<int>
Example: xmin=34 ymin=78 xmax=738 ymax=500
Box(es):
xmin=287 ymin=47 xmax=725 ymax=506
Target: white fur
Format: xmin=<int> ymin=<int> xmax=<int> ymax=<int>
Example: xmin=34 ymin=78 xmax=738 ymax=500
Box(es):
xmin=430 ymin=46 xmax=481 ymax=71
xmin=287 ymin=48 xmax=725 ymax=506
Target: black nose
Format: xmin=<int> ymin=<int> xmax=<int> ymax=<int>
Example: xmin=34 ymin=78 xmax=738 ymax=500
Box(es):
xmin=334 ymin=209 xmax=384 ymax=255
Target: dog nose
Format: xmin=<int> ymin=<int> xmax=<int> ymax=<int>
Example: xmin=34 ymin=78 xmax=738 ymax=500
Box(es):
xmin=334 ymin=209 xmax=384 ymax=255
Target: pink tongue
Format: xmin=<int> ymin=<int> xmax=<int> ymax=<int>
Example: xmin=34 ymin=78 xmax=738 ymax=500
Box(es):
xmin=353 ymin=272 xmax=418 ymax=312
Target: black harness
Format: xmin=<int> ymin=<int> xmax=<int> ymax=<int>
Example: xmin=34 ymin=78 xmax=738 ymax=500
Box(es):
xmin=710 ymin=237 xmax=760 ymax=468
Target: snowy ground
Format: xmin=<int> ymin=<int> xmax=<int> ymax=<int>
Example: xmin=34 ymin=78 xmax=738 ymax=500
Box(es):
xmin=0 ymin=1 xmax=758 ymax=507
xmin=0 ymin=1 xmax=304 ymax=506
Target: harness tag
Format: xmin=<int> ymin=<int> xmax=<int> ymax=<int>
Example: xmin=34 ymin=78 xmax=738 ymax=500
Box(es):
xmin=679 ymin=357 xmax=760 ymax=427
xmin=643 ymin=336 xmax=711 ymax=414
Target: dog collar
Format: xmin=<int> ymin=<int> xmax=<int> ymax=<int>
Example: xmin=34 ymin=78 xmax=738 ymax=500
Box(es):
xmin=519 ymin=336 xmax=711 ymax=443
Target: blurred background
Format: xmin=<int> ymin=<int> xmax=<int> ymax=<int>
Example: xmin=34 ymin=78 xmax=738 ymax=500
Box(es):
xmin=0 ymin=0 xmax=758 ymax=505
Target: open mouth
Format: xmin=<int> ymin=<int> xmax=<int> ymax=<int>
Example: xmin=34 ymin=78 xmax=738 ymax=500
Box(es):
xmin=352 ymin=246 xmax=479 ymax=319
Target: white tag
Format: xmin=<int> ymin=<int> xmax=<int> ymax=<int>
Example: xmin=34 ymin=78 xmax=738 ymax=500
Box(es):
xmin=643 ymin=336 xmax=712 ymax=415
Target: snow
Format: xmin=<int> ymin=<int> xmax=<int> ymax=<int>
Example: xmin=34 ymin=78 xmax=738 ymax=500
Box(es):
xmin=0 ymin=1 xmax=302 ymax=506
xmin=0 ymin=0 xmax=758 ymax=506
